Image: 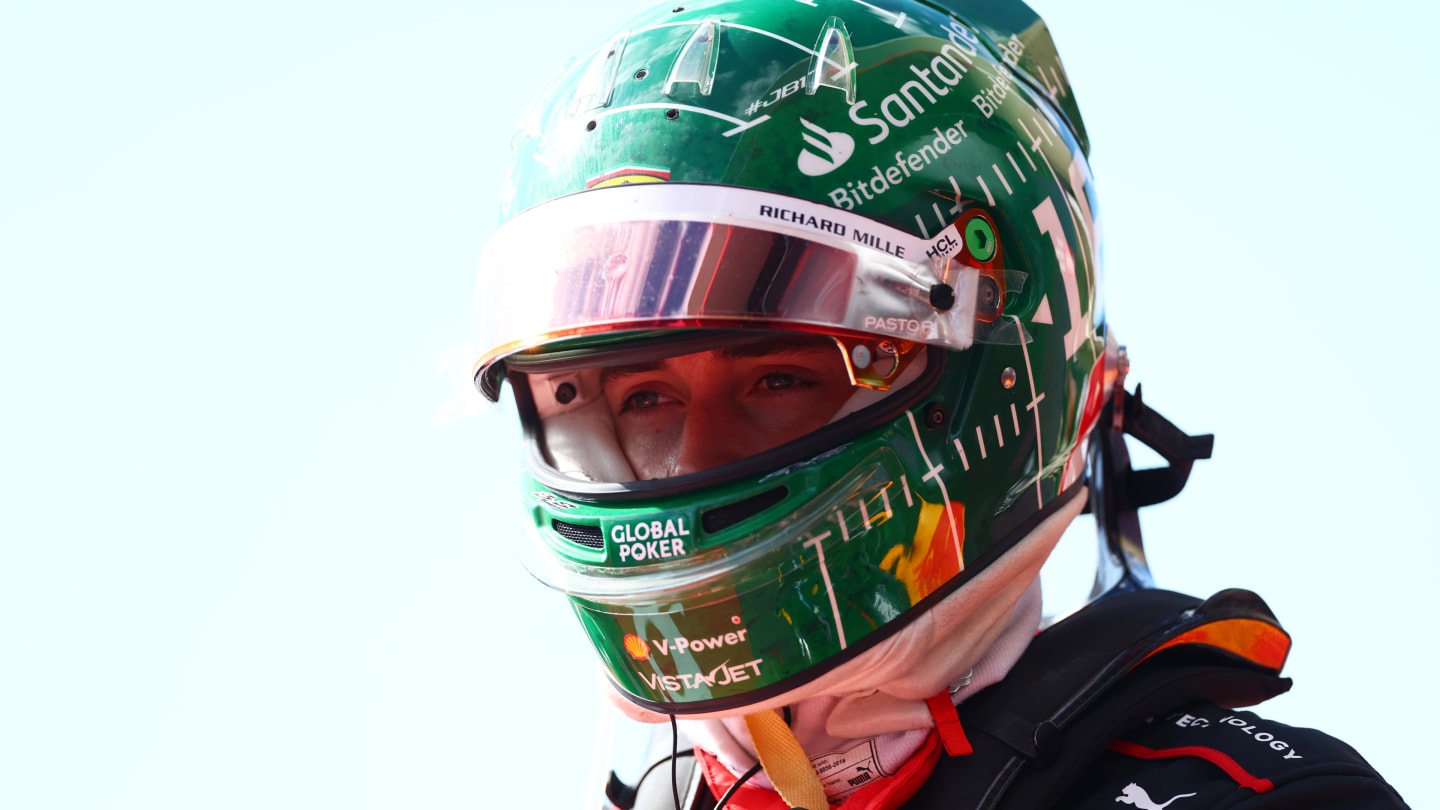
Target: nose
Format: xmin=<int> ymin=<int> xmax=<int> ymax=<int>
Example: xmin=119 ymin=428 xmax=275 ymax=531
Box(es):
xmin=668 ymin=395 xmax=754 ymax=477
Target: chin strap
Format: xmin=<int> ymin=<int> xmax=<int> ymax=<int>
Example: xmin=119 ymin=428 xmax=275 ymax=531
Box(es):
xmin=1088 ymin=346 xmax=1215 ymax=598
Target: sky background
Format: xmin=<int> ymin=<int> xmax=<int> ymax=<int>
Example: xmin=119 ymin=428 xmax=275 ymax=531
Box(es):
xmin=3 ymin=1 xmax=1434 ymax=807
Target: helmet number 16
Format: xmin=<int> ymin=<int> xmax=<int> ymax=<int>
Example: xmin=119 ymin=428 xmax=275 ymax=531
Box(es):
xmin=1032 ymin=157 xmax=1094 ymax=361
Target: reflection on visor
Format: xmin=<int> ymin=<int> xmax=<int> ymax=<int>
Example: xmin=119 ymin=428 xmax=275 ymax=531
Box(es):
xmin=473 ymin=185 xmax=985 ymax=400
xmin=515 ymin=333 xmax=929 ymax=484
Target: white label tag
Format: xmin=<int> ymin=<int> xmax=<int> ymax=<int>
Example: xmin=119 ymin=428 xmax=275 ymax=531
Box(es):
xmin=810 ymin=738 xmax=889 ymax=801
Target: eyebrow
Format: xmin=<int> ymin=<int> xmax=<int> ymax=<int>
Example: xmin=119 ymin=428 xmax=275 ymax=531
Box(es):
xmin=599 ymin=359 xmax=666 ymax=388
xmin=717 ymin=335 xmax=835 ymax=360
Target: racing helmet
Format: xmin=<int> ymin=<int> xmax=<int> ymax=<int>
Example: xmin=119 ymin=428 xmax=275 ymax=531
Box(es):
xmin=473 ymin=0 xmax=1109 ymax=716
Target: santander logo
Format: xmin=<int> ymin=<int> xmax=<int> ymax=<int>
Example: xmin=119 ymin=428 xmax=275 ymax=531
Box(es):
xmin=797 ymin=117 xmax=855 ymax=176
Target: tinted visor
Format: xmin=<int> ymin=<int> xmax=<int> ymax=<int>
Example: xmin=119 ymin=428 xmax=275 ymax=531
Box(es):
xmin=473 ymin=185 xmax=986 ymax=401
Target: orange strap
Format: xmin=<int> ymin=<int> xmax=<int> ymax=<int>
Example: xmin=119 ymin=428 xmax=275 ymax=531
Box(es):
xmin=745 ymin=710 xmax=832 ymax=809
xmin=924 ymin=691 xmax=974 ymax=757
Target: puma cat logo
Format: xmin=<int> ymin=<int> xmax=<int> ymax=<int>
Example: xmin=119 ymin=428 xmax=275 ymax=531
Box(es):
xmin=1116 ymin=783 xmax=1197 ymax=809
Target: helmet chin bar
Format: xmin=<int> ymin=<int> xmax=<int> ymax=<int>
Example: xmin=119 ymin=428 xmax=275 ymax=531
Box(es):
xmin=1087 ymin=347 xmax=1215 ymax=599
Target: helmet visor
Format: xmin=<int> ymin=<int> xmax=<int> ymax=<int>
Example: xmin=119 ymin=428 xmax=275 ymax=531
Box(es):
xmin=473 ymin=184 xmax=987 ymax=400
xmin=510 ymin=330 xmax=930 ymax=484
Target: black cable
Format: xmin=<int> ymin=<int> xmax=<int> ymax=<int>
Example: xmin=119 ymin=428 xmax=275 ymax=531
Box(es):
xmin=713 ymin=762 xmax=763 ymax=810
xmin=716 ymin=708 xmax=784 ymax=809
xmin=670 ymin=713 xmax=682 ymax=810
xmin=650 ymin=709 xmax=786 ymax=809
xmin=610 ymin=749 xmax=696 ymax=809
xmin=640 ymin=753 xmax=697 ymax=793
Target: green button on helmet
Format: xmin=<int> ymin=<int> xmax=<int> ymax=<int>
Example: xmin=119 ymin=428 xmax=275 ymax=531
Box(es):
xmin=472 ymin=0 xmax=1109 ymax=715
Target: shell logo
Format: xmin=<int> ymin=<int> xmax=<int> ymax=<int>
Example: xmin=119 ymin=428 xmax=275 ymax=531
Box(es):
xmin=623 ymin=633 xmax=650 ymax=660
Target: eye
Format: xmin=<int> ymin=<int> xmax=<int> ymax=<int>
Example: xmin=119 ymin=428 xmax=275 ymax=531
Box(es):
xmin=759 ymin=372 xmax=800 ymax=391
xmin=620 ymin=389 xmax=665 ymax=412
xmin=756 ymin=369 xmax=826 ymax=393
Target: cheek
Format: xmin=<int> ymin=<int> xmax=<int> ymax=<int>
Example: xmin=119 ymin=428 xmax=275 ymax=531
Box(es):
xmin=616 ymin=419 xmax=684 ymax=479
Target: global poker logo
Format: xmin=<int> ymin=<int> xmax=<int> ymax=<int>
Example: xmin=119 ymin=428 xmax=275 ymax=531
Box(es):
xmin=797 ymin=118 xmax=855 ymax=177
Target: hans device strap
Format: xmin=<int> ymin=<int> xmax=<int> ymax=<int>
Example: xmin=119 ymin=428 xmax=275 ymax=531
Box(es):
xmin=904 ymin=588 xmax=1292 ymax=810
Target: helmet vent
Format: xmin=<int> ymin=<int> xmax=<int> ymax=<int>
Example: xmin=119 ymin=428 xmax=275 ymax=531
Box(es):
xmin=552 ymin=519 xmax=604 ymax=549
xmin=665 ymin=16 xmax=721 ymax=97
xmin=701 ymin=486 xmax=788 ymax=533
xmin=570 ymin=32 xmax=628 ymax=116
xmin=808 ymin=17 xmax=857 ymax=103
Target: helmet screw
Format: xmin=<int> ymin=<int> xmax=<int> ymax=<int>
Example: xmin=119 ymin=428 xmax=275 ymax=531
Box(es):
xmin=929 ymin=283 xmax=955 ymax=311
xmin=1001 ymin=367 xmax=1017 ymax=389
xmin=976 ymin=276 xmax=999 ymax=316
xmin=634 ymin=68 xmax=648 ymax=80
xmin=923 ymin=403 xmax=946 ymax=429
xmin=850 ymin=344 xmax=872 ymax=369
xmin=585 ymin=120 xmax=597 ymax=132
xmin=665 ymin=108 xmax=680 ymax=120
xmin=555 ymin=382 xmax=578 ymax=405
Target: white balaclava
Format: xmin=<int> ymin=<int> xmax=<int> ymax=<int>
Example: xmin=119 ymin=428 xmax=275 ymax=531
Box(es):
xmin=602 ymin=487 xmax=1087 ymax=802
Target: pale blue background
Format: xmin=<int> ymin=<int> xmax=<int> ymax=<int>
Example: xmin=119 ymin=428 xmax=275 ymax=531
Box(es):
xmin=3 ymin=1 xmax=1433 ymax=807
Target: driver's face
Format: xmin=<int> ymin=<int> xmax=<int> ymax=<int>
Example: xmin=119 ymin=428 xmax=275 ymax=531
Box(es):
xmin=599 ymin=336 xmax=855 ymax=480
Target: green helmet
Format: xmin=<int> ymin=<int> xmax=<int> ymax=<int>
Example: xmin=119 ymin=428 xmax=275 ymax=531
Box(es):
xmin=473 ymin=0 xmax=1108 ymax=715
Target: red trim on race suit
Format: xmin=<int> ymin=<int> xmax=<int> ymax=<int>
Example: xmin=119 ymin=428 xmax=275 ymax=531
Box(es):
xmin=1107 ymin=739 xmax=1276 ymax=793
